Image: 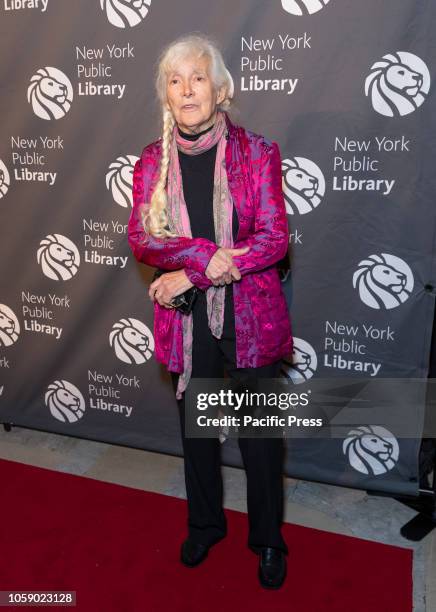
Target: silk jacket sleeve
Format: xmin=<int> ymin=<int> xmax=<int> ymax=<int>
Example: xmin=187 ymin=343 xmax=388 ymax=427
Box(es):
xmin=128 ymin=154 xmax=219 ymax=275
xmin=183 ymin=267 xmax=215 ymax=290
xmin=232 ymin=141 xmax=289 ymax=276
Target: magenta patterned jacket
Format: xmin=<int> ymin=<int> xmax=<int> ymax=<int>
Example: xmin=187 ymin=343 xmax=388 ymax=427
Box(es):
xmin=128 ymin=113 xmax=293 ymax=374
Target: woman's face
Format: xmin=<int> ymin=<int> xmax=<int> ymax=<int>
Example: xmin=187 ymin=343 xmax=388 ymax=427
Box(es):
xmin=166 ymin=54 xmax=225 ymax=134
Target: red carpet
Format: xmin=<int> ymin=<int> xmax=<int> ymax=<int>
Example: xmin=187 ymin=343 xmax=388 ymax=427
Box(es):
xmin=0 ymin=457 xmax=412 ymax=612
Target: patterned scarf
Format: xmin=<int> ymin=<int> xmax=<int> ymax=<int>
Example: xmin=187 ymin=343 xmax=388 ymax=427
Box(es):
xmin=166 ymin=110 xmax=234 ymax=400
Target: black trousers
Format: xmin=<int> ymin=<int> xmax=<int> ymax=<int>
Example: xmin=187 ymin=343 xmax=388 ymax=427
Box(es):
xmin=170 ymin=288 xmax=288 ymax=555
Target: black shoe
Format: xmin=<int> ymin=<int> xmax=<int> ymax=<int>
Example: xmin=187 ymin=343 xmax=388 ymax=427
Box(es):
xmin=180 ymin=539 xmax=210 ymax=567
xmin=258 ymin=547 xmax=287 ymax=589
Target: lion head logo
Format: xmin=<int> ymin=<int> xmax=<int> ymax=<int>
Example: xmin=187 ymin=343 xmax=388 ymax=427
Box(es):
xmin=100 ymin=0 xmax=151 ymax=28
xmin=37 ymin=234 xmax=80 ymax=281
xmin=27 ymin=67 xmax=73 ymax=120
xmin=0 ymin=304 xmax=20 ymax=347
xmin=45 ymin=380 xmax=85 ymax=423
xmin=106 ymin=154 xmax=139 ymax=207
xmin=281 ymin=337 xmax=317 ymax=383
xmin=352 ymin=253 xmax=413 ymax=310
xmin=281 ymin=0 xmax=330 ymax=15
xmin=282 ymin=157 xmax=325 ymax=215
xmin=365 ymin=51 xmax=430 ymax=117
xmin=109 ymin=317 xmax=154 ymax=364
xmin=343 ymin=425 xmax=399 ymax=475
xmin=0 ymin=160 xmax=10 ymax=199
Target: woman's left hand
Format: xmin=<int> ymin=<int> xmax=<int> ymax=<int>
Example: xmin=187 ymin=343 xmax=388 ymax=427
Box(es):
xmin=149 ymin=270 xmax=194 ymax=308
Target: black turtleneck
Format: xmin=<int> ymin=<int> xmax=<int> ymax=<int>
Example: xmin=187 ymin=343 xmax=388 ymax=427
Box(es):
xmin=177 ymin=124 xmax=239 ymax=244
xmin=178 ymin=122 xmax=215 ymax=141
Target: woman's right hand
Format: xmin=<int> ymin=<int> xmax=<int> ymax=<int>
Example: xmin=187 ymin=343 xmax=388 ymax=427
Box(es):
xmin=205 ymin=246 xmax=250 ymax=285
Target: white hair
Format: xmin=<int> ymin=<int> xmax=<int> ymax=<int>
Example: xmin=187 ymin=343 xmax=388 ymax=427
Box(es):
xmin=142 ymin=33 xmax=234 ymax=238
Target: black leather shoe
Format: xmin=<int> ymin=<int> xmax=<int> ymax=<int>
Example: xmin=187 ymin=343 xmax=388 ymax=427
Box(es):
xmin=180 ymin=539 xmax=210 ymax=567
xmin=258 ymin=547 xmax=287 ymax=589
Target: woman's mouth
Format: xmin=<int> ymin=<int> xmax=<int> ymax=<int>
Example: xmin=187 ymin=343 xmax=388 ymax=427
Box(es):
xmin=181 ymin=104 xmax=198 ymax=111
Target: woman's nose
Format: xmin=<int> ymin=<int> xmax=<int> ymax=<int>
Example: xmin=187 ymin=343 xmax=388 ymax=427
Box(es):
xmin=182 ymin=82 xmax=193 ymax=97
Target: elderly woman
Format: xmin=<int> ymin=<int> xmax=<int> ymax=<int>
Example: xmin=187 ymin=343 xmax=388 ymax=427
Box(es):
xmin=128 ymin=34 xmax=293 ymax=589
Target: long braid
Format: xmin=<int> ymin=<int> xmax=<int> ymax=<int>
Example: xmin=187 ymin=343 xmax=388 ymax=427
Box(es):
xmin=144 ymin=108 xmax=177 ymax=238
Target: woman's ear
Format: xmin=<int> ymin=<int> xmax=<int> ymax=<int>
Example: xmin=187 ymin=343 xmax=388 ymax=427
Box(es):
xmin=216 ymin=86 xmax=226 ymax=106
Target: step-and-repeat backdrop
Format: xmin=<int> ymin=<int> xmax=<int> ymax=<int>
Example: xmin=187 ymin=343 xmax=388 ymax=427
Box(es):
xmin=0 ymin=0 xmax=435 ymax=496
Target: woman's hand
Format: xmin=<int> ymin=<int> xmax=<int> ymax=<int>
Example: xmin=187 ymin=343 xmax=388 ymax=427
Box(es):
xmin=205 ymin=246 xmax=250 ymax=285
xmin=149 ymin=269 xmax=194 ymax=308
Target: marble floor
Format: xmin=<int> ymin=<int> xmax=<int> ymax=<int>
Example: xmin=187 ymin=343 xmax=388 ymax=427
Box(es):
xmin=0 ymin=424 xmax=434 ymax=611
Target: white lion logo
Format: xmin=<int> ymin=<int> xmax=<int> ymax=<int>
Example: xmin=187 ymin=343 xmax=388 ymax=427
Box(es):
xmin=281 ymin=337 xmax=317 ymax=383
xmin=45 ymin=380 xmax=85 ymax=423
xmin=106 ymin=154 xmax=139 ymax=207
xmin=109 ymin=317 xmax=154 ymax=364
xmin=0 ymin=160 xmax=10 ymax=199
xmin=37 ymin=234 xmax=80 ymax=281
xmin=0 ymin=304 xmax=20 ymax=347
xmin=281 ymin=0 xmax=330 ymax=16
xmin=27 ymin=67 xmax=73 ymax=120
xmin=353 ymin=253 xmax=413 ymax=310
xmin=282 ymin=157 xmax=325 ymax=215
xmin=100 ymin=0 xmax=151 ymax=28
xmin=343 ymin=425 xmax=399 ymax=475
xmin=365 ymin=51 xmax=430 ymax=117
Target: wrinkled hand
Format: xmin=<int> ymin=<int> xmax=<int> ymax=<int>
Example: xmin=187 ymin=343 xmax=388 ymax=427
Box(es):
xmin=149 ymin=269 xmax=194 ymax=309
xmin=205 ymin=246 xmax=250 ymax=285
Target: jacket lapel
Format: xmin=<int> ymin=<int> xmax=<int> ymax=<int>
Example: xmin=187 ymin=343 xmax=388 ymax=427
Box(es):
xmin=225 ymin=113 xmax=253 ymax=243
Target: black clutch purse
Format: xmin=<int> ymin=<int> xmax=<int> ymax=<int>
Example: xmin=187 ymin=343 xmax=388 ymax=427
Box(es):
xmin=152 ymin=268 xmax=198 ymax=315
